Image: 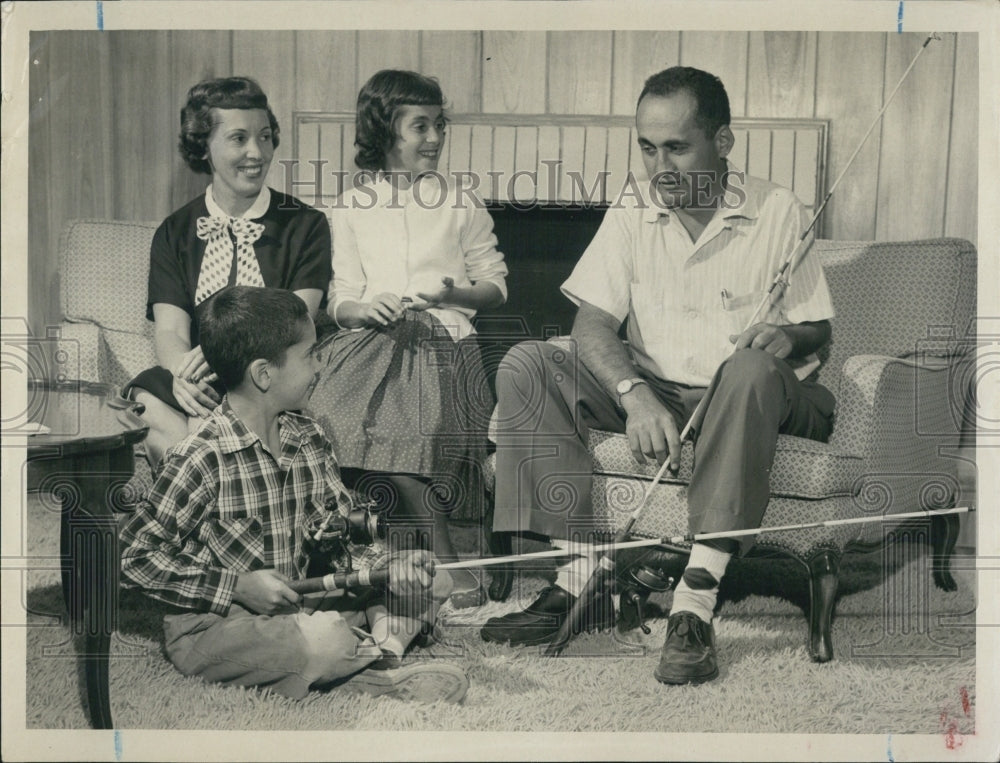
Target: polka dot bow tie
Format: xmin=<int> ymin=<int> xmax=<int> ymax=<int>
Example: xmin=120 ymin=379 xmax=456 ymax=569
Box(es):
xmin=195 ymin=216 xmax=266 ymax=305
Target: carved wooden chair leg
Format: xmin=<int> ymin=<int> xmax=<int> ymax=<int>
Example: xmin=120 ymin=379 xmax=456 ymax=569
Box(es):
xmin=930 ymin=510 xmax=960 ymax=592
xmin=482 ymin=491 xmax=514 ymax=601
xmin=806 ymin=548 xmax=841 ymax=663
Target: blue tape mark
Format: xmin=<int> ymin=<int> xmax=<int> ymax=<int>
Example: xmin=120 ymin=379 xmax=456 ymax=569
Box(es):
xmin=114 ymin=730 xmax=122 ymax=760
xmin=897 ymin=1 xmax=903 ymax=33
xmin=97 ymin=1 xmax=104 ymax=31
xmin=887 ymin=734 xmax=894 ymax=763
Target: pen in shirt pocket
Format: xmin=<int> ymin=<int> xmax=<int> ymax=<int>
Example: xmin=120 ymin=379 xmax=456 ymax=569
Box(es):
xmin=720 ymin=289 xmax=731 ymax=310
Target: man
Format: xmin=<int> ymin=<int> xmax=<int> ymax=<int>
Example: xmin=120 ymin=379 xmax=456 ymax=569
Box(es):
xmin=481 ymin=66 xmax=836 ymax=685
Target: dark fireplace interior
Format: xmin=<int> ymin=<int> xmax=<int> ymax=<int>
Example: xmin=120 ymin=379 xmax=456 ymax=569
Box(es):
xmin=474 ymin=203 xmax=608 ymax=394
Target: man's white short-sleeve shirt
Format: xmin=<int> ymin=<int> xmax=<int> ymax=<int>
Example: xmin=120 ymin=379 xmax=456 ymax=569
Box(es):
xmin=561 ymin=170 xmax=835 ymax=387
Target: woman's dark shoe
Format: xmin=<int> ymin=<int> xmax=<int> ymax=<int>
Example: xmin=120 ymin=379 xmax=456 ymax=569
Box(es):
xmin=480 ymin=585 xmax=613 ymax=646
xmin=653 ymin=611 xmax=719 ymax=685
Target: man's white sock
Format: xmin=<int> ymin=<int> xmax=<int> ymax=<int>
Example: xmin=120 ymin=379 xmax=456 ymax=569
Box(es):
xmin=670 ymin=543 xmax=732 ymax=624
xmin=552 ymin=539 xmax=597 ymax=599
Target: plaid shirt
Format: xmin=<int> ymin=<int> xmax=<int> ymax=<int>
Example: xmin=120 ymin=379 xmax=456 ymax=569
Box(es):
xmin=121 ymin=398 xmax=384 ymax=615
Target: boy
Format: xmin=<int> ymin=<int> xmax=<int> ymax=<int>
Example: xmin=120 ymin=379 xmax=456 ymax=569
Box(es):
xmin=121 ymin=285 xmax=468 ymax=702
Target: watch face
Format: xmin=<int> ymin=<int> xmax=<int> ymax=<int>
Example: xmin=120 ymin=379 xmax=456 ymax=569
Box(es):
xmin=617 ymin=379 xmax=632 ymax=395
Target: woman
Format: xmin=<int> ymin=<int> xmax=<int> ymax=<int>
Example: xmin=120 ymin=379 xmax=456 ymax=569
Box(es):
xmin=126 ymin=76 xmax=331 ymax=467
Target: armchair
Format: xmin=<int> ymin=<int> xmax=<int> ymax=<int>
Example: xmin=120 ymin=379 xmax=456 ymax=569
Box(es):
xmin=484 ymin=237 xmax=977 ymax=662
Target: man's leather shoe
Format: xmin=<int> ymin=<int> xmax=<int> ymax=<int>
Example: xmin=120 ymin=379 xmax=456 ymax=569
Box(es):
xmin=480 ymin=585 xmax=613 ymax=646
xmin=654 ymin=610 xmax=719 ymax=685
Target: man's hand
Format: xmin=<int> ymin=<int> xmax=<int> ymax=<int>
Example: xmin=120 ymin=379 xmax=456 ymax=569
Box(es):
xmin=233 ymin=569 xmax=301 ymax=614
xmin=387 ymin=549 xmax=435 ymax=598
xmin=363 ymin=293 xmax=407 ymax=327
xmin=622 ymin=385 xmax=682 ymax=471
xmin=412 ymin=276 xmax=455 ymax=309
xmin=730 ymin=323 xmax=793 ymax=358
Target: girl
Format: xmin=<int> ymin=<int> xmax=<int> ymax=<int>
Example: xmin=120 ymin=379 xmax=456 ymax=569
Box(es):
xmin=309 ymin=70 xmax=508 ymax=608
xmin=126 ymin=76 xmax=332 ymax=468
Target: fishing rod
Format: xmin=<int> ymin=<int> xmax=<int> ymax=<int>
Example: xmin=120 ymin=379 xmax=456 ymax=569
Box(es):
xmin=285 ymin=506 xmax=969 ymax=592
xmin=544 ymin=32 xmax=944 ymax=657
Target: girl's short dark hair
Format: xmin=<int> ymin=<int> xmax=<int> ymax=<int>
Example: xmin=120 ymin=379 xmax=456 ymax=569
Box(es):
xmin=179 ymin=77 xmax=280 ymax=175
xmin=638 ymin=66 xmax=731 ymax=140
xmin=198 ymin=286 xmax=308 ymax=389
xmin=354 ymin=70 xmax=445 ymax=171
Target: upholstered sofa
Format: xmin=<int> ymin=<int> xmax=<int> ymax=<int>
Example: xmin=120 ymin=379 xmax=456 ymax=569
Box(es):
xmin=54 ymin=219 xmax=977 ymax=663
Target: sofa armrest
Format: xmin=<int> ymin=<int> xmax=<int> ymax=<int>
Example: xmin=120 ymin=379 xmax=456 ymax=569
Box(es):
xmin=831 ymin=354 xmax=964 ymax=515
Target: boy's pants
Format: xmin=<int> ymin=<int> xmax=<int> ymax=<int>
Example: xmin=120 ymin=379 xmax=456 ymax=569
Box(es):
xmin=162 ymin=577 xmax=450 ymax=700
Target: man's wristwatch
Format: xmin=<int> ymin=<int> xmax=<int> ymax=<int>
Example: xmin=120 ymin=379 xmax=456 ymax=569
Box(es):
xmin=616 ymin=377 xmax=648 ymax=406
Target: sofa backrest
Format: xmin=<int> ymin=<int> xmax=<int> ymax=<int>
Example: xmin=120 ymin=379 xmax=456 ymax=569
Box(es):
xmin=60 ymin=219 xmax=159 ymax=335
xmin=812 ymin=238 xmax=977 ymax=389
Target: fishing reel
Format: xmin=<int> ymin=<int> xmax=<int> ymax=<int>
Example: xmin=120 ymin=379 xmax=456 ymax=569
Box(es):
xmin=615 ymin=548 xmax=676 ymax=635
xmin=301 ymin=500 xmax=387 ymax=577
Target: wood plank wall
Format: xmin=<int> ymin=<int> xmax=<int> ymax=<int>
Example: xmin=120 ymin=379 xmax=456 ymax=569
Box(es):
xmin=27 ymin=30 xmax=977 ymax=337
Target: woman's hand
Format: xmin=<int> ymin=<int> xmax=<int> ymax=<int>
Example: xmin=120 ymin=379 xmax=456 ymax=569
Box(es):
xmin=411 ymin=277 xmax=455 ymax=310
xmin=171 ymin=374 xmax=220 ymax=418
xmin=172 ymin=345 xmax=215 ymax=385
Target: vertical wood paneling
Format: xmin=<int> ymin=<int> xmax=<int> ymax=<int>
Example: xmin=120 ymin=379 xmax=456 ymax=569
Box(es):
xmin=28 ymin=31 xmax=980 ymax=343
xmin=296 ymin=31 xmax=358 ymax=112
xmin=746 ymin=32 xmax=817 ymax=118
xmin=470 ymin=125 xmax=493 ymax=198
xmin=482 ymin=32 xmax=547 ymax=114
xmin=547 ymin=32 xmax=613 ymax=114
xmin=420 ymin=31 xmax=482 ymax=113
xmin=606 ymin=126 xmax=633 ymax=203
xmin=944 ymin=33 xmax=978 ymax=245
xmin=679 ymin=31 xmax=748 ymax=117
xmin=876 ymin=33 xmax=956 ymax=242
xmin=513 ymin=126 xmax=538 ymax=203
xmin=815 ymin=32 xmax=885 ymax=240
xmin=770 ymin=130 xmax=795 ymax=191
xmin=168 ymin=31 xmax=233 ymax=210
xmin=493 ymin=126 xmax=517 ymax=201
xmin=793 ymin=130 xmax=819 ymax=208
xmin=357 ymin=31 xmax=420 ymax=93
xmin=538 ymin=125 xmax=561 ymax=199
xmin=611 ymin=32 xmax=681 ymax=115
xmin=559 ymin=126 xmax=586 ymax=203
xmin=746 ymin=129 xmax=772 ymax=180
xmin=233 ymin=32 xmax=297 ymax=193
xmin=109 ymin=32 xmax=173 ymax=223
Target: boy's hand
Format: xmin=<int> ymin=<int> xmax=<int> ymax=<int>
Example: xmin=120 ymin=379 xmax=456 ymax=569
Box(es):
xmin=388 ymin=550 xmax=435 ymax=597
xmin=233 ymin=569 xmax=301 ymax=614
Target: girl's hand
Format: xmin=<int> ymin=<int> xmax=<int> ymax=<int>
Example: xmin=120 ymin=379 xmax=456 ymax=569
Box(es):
xmin=412 ymin=277 xmax=455 ymax=310
xmin=364 ymin=293 xmax=407 ymax=326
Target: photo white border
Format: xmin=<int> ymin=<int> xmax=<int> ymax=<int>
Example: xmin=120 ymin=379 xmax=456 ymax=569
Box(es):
xmin=2 ymin=2 xmax=997 ymax=760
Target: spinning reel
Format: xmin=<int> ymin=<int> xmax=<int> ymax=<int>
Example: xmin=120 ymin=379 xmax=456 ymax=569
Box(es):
xmin=301 ymin=499 xmax=387 ymax=577
xmin=615 ymin=547 xmax=677 ymax=635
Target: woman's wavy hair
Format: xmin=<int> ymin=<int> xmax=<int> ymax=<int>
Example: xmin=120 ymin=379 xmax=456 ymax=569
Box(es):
xmin=354 ymin=70 xmax=446 ymax=172
xmin=178 ymin=76 xmax=280 ymax=175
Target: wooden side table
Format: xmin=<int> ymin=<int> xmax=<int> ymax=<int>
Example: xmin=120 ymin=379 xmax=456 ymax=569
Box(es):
xmin=26 ymin=379 xmax=148 ymax=729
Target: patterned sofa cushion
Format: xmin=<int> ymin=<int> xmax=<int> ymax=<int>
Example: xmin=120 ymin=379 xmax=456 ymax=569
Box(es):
xmin=588 ymin=429 xmax=863 ymax=499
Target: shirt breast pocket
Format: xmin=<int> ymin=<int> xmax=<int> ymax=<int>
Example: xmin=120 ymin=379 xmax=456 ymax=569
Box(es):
xmin=722 ymin=289 xmax=769 ymax=335
xmin=202 ymin=515 xmax=266 ymax=570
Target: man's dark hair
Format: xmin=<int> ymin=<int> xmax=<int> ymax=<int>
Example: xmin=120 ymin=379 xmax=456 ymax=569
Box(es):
xmin=179 ymin=76 xmax=281 ymax=174
xmin=638 ymin=66 xmax=731 ymax=139
xmin=198 ymin=286 xmax=309 ymax=389
xmin=354 ymin=69 xmax=446 ymax=171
